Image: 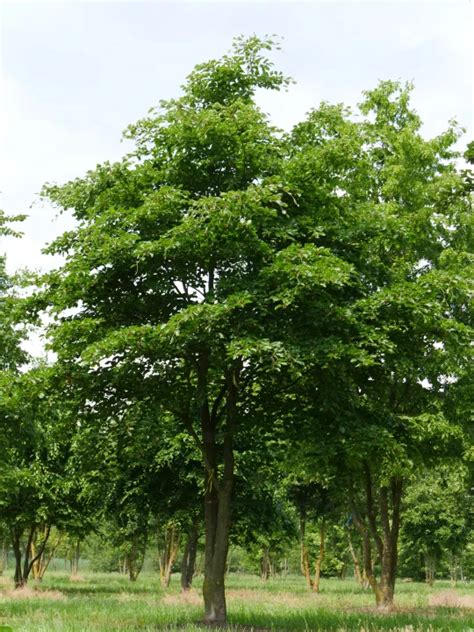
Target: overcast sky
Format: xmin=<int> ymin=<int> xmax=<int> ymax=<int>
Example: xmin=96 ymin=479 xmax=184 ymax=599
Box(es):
xmin=0 ymin=0 xmax=472 ymax=277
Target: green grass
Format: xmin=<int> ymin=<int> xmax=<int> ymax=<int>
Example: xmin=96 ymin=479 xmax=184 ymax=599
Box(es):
xmin=0 ymin=572 xmax=472 ymax=631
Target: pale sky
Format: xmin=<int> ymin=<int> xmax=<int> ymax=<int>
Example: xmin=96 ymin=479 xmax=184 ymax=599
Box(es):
xmin=0 ymin=0 xmax=472 ymax=279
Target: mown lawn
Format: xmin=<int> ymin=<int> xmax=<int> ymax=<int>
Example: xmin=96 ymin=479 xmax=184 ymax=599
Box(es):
xmin=0 ymin=572 xmax=473 ymax=631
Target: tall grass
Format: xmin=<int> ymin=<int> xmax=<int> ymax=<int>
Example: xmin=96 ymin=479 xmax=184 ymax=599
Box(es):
xmin=0 ymin=572 xmax=472 ymax=631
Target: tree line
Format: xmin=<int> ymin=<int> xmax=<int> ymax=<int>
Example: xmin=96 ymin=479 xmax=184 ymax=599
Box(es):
xmin=0 ymin=36 xmax=472 ymax=625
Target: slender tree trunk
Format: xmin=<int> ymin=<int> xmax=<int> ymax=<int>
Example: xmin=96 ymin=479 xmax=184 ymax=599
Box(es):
xmin=0 ymin=539 xmax=7 ymax=575
xmin=260 ymin=547 xmax=271 ymax=581
xmin=202 ymin=480 xmax=232 ymax=624
xmin=350 ymin=472 xmax=403 ymax=609
xmin=449 ymin=553 xmax=458 ymax=587
xmin=347 ymin=530 xmax=364 ymax=587
xmin=22 ymin=525 xmax=36 ymax=583
xmin=353 ymin=470 xmax=402 ymax=610
xmin=23 ymin=525 xmax=51 ymax=585
xmin=11 ymin=529 xmax=24 ymax=589
xmin=201 ymin=361 xmax=238 ymax=625
xmin=313 ymin=522 xmax=325 ymax=593
xmin=181 ymin=521 xmax=199 ymax=591
xmin=71 ymin=539 xmax=80 ymax=577
xmin=425 ymin=552 xmax=435 ymax=586
xmin=299 ymin=515 xmax=312 ymax=589
xmin=158 ymin=526 xmax=180 ymax=588
xmin=377 ymin=478 xmax=402 ymax=609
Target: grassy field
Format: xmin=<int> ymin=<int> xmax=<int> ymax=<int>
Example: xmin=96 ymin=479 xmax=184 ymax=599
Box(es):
xmin=0 ymin=571 xmax=473 ymax=631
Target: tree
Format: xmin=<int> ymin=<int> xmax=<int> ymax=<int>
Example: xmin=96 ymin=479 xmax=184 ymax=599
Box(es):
xmin=0 ymin=365 xmax=88 ymax=587
xmin=281 ymin=82 xmax=473 ymax=608
xmin=36 ymin=41 xmax=472 ymax=621
xmin=39 ymin=37 xmax=345 ymax=624
xmin=402 ymin=464 xmax=472 ymax=585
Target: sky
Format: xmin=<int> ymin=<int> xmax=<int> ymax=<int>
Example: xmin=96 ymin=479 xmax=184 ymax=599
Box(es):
xmin=0 ymin=0 xmax=472 ymax=276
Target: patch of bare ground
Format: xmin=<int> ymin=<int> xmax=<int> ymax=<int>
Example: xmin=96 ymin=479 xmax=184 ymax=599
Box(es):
xmin=428 ymin=590 xmax=474 ymax=609
xmin=0 ymin=586 xmax=65 ymax=600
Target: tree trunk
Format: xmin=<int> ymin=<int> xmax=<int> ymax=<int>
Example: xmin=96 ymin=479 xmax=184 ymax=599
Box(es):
xmin=260 ymin=547 xmax=271 ymax=581
xmin=299 ymin=516 xmax=312 ymax=589
xmin=22 ymin=525 xmax=36 ymax=584
xmin=313 ymin=523 xmax=325 ymax=593
xmin=425 ymin=552 xmax=435 ymax=586
xmin=347 ymin=530 xmax=364 ymax=587
xmin=11 ymin=529 xmax=24 ymax=589
xmin=350 ymin=472 xmax=403 ymax=610
xmin=449 ymin=553 xmax=458 ymax=587
xmin=377 ymin=479 xmax=402 ymax=610
xmin=0 ymin=539 xmax=8 ymax=575
xmin=71 ymin=539 xmax=80 ymax=577
xmin=202 ymin=480 xmax=232 ymax=624
xmin=201 ymin=362 xmax=238 ymax=625
xmin=181 ymin=521 xmax=199 ymax=591
xmin=158 ymin=525 xmax=181 ymax=588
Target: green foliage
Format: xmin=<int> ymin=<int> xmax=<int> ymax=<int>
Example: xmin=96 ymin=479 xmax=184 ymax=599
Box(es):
xmin=6 ymin=37 xmax=471 ymax=610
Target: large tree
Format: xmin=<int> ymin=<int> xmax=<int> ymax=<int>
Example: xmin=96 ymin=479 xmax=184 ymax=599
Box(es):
xmin=36 ymin=42 xmax=472 ymax=621
xmin=38 ymin=37 xmax=354 ymax=623
xmin=279 ymin=83 xmax=473 ymax=608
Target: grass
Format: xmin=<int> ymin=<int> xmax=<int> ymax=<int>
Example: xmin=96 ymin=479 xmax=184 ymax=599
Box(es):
xmin=0 ymin=571 xmax=473 ymax=631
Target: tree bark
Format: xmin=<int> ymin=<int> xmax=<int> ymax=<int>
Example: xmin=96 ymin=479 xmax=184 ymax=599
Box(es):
xmin=312 ymin=522 xmax=325 ymax=593
xmin=347 ymin=529 xmax=364 ymax=587
xmin=350 ymin=472 xmax=403 ymax=609
xmin=260 ymin=547 xmax=271 ymax=581
xmin=299 ymin=515 xmax=312 ymax=589
xmin=201 ymin=361 xmax=238 ymax=625
xmin=158 ymin=525 xmax=180 ymax=588
xmin=425 ymin=551 xmax=435 ymax=586
xmin=11 ymin=529 xmax=24 ymax=588
xmin=181 ymin=521 xmax=199 ymax=591
xmin=449 ymin=553 xmax=458 ymax=587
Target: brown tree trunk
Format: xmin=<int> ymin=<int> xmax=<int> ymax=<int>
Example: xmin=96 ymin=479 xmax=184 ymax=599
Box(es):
xmin=181 ymin=521 xmax=199 ymax=591
xmin=313 ymin=523 xmax=325 ymax=593
xmin=260 ymin=547 xmax=271 ymax=581
xmin=425 ymin=552 xmax=435 ymax=586
xmin=201 ymin=362 xmax=238 ymax=625
xmin=299 ymin=516 xmax=312 ymax=589
xmin=356 ymin=469 xmax=402 ymax=610
xmin=158 ymin=525 xmax=181 ymax=588
xmin=377 ymin=478 xmax=402 ymax=609
xmin=71 ymin=539 xmax=80 ymax=577
xmin=347 ymin=529 xmax=364 ymax=587
xmin=0 ymin=539 xmax=7 ymax=575
xmin=449 ymin=553 xmax=458 ymax=587
xmin=350 ymin=472 xmax=403 ymax=609
xmin=31 ymin=526 xmax=60 ymax=581
xmin=203 ymin=481 xmax=232 ymax=624
xmin=12 ymin=529 xmax=24 ymax=589
xmin=22 ymin=525 xmax=36 ymax=584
